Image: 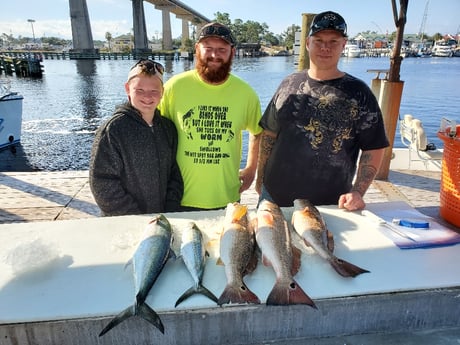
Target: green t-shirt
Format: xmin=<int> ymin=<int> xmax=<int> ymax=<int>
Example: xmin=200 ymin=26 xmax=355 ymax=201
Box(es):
xmin=160 ymin=70 xmax=262 ymax=209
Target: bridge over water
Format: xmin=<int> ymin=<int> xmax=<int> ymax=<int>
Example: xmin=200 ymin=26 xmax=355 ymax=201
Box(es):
xmin=70 ymin=0 xmax=211 ymax=58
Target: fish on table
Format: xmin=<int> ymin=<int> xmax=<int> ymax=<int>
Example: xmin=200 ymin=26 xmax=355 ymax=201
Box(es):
xmin=175 ymin=222 xmax=218 ymax=307
xmin=99 ymin=214 xmax=175 ymax=337
xmin=291 ymin=198 xmax=369 ymax=278
xmin=217 ymin=202 xmax=260 ymax=305
xmin=256 ymin=199 xmax=316 ymax=308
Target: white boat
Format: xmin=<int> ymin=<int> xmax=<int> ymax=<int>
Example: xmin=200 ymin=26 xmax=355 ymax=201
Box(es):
xmin=343 ymin=44 xmax=361 ymax=58
xmin=431 ymin=41 xmax=453 ymax=57
xmin=0 ymin=80 xmax=23 ymax=149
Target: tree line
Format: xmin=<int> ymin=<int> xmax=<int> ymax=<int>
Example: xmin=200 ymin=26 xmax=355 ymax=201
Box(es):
xmin=0 ymin=12 xmax=448 ymax=51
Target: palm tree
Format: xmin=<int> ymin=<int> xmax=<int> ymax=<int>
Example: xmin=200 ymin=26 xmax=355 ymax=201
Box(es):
xmin=105 ymin=32 xmax=112 ymax=52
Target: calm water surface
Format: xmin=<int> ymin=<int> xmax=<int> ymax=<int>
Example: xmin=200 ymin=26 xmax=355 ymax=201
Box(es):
xmin=1 ymin=56 xmax=459 ymax=171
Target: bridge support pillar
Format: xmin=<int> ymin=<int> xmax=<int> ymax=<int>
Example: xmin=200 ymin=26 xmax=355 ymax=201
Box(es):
xmin=181 ymin=19 xmax=190 ymax=49
xmin=132 ymin=0 xmax=151 ymax=56
xmin=69 ymin=0 xmax=98 ymax=59
xmin=162 ymin=9 xmax=173 ymax=50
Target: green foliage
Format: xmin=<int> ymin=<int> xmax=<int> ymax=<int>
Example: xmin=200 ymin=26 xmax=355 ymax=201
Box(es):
xmin=213 ymin=11 xmax=293 ymax=46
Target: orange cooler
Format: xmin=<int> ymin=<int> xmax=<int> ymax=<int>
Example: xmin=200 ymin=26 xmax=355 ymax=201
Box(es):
xmin=437 ymin=125 xmax=460 ymax=227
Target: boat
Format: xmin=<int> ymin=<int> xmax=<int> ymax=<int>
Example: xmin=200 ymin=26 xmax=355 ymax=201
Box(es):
xmin=431 ymin=41 xmax=453 ymax=57
xmin=0 ymin=79 xmax=23 ymax=150
xmin=453 ymin=47 xmax=460 ymax=57
xmin=343 ymin=44 xmax=362 ymax=58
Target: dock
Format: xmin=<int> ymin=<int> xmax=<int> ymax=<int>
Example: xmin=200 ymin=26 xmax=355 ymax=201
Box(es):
xmin=0 ymin=168 xmax=450 ymax=226
xmin=0 ymin=54 xmax=43 ymax=77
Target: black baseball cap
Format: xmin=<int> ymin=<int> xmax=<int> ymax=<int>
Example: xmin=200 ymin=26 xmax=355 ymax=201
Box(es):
xmin=197 ymin=22 xmax=236 ymax=46
xmin=309 ymin=11 xmax=348 ymax=37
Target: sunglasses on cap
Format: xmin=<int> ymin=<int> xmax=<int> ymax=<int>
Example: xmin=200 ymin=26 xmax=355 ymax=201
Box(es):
xmin=198 ymin=23 xmax=236 ymax=46
xmin=130 ymin=59 xmax=164 ymax=75
xmin=309 ymin=11 xmax=347 ymax=37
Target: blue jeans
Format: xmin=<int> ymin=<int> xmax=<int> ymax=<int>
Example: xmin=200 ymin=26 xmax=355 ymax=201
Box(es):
xmin=257 ymin=185 xmax=275 ymax=208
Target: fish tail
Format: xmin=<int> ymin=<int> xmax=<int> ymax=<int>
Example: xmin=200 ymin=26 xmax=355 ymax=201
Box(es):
xmin=137 ymin=301 xmax=165 ymax=334
xmin=99 ymin=305 xmax=135 ymax=337
xmin=330 ymin=257 xmax=370 ymax=278
xmin=98 ymin=302 xmax=164 ymax=337
xmin=217 ymin=283 xmax=261 ymax=306
xmin=266 ymin=279 xmax=317 ymax=309
xmin=175 ymin=284 xmax=219 ymax=307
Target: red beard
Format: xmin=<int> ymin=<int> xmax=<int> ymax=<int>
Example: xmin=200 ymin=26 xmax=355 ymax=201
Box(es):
xmin=196 ymin=50 xmax=233 ymax=84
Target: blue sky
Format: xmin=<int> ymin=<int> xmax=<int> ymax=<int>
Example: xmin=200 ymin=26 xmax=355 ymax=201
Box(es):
xmin=0 ymin=0 xmax=459 ymax=41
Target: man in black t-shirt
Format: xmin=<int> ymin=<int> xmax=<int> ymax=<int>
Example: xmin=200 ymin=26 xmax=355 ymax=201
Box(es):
xmin=256 ymin=11 xmax=389 ymax=210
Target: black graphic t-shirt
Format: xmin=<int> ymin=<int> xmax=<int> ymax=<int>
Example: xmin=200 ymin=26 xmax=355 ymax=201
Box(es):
xmin=260 ymin=71 xmax=389 ymax=207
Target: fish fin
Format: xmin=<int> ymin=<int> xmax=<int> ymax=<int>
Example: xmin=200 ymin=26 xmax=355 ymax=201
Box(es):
xmin=302 ymin=238 xmax=314 ymax=248
xmin=266 ymin=279 xmax=317 ymax=309
xmin=330 ymin=257 xmax=370 ymax=277
xmin=175 ymin=284 xmax=219 ymax=307
xmin=249 ymin=217 xmax=258 ymax=232
xmin=124 ymin=258 xmax=133 ymax=270
xmin=217 ymin=283 xmax=260 ymax=305
xmin=99 ymin=305 xmax=135 ymax=337
xmin=261 ymin=254 xmax=272 ymax=267
xmin=244 ymin=248 xmax=259 ymax=275
xmin=99 ymin=302 xmax=165 ymax=337
xmin=290 ymin=245 xmax=302 ymax=276
xmin=168 ymin=248 xmax=177 ymax=261
xmin=258 ymin=210 xmax=274 ymax=227
xmin=326 ymin=229 xmax=335 ymax=252
xmin=137 ymin=302 xmax=165 ymax=334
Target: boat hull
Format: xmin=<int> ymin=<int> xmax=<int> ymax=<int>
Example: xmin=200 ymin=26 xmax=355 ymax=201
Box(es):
xmin=0 ymin=93 xmax=23 ymax=149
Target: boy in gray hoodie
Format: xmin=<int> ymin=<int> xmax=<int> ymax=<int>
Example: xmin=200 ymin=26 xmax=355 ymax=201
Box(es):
xmin=90 ymin=60 xmax=183 ymax=216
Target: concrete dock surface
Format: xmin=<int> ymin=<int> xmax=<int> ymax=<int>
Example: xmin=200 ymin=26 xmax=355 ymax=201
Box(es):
xmin=0 ymin=168 xmax=451 ymax=226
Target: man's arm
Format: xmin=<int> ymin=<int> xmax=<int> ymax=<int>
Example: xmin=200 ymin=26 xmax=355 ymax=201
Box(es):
xmin=254 ymin=130 xmax=277 ymax=194
xmin=338 ymin=148 xmax=385 ymax=211
xmin=239 ymin=132 xmax=261 ymax=193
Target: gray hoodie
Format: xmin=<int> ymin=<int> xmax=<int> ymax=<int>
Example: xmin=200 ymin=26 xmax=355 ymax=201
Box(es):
xmin=89 ymin=103 xmax=183 ymax=216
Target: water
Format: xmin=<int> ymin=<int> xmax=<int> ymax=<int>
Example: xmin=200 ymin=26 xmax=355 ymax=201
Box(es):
xmin=1 ymin=56 xmax=459 ymax=171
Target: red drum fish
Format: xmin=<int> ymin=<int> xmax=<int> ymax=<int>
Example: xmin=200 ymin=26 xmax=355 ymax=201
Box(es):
xmin=292 ymin=199 xmax=369 ymax=278
xmin=256 ymin=199 xmax=316 ymax=308
xmin=217 ymin=202 xmax=260 ymax=305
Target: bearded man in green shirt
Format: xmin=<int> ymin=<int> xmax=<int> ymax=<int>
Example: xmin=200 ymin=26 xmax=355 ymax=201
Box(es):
xmin=160 ymin=23 xmax=262 ymax=211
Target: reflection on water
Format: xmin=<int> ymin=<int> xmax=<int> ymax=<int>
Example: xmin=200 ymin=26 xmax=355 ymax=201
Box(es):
xmin=0 ymin=56 xmax=458 ymax=171
xmin=76 ymin=59 xmax=99 ymax=128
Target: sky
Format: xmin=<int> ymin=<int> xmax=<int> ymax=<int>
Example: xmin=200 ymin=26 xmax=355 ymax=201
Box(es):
xmin=0 ymin=0 xmax=459 ymax=41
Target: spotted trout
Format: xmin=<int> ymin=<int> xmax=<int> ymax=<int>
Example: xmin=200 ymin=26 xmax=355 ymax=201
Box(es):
xmin=99 ymin=214 xmax=174 ymax=337
xmin=217 ymin=202 xmax=260 ymax=305
xmin=175 ymin=222 xmax=218 ymax=307
xmin=256 ymin=199 xmax=316 ymax=307
xmin=292 ymin=199 xmax=369 ymax=278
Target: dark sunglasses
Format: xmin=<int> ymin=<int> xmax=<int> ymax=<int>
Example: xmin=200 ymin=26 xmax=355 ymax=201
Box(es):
xmin=312 ymin=20 xmax=347 ymax=34
xmin=310 ymin=15 xmax=347 ymax=37
xmin=131 ymin=59 xmax=164 ymax=75
xmin=199 ymin=24 xmax=236 ymax=46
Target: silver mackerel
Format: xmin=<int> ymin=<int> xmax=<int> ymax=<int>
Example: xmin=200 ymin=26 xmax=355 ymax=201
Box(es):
xmin=175 ymin=222 xmax=218 ymax=307
xmin=99 ymin=214 xmax=174 ymax=336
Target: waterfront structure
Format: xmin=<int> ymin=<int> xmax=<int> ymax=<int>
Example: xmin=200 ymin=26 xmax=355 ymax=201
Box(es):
xmin=68 ymin=0 xmax=210 ymax=58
